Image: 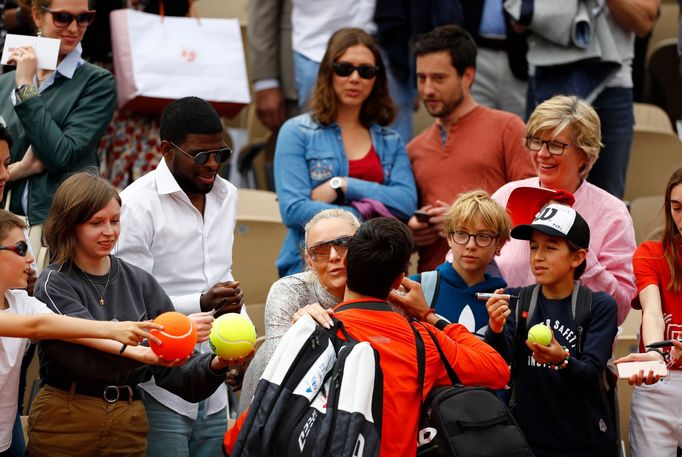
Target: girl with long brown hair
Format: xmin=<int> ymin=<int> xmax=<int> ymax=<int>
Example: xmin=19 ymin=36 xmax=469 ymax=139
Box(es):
xmin=615 ymin=167 xmax=682 ymax=456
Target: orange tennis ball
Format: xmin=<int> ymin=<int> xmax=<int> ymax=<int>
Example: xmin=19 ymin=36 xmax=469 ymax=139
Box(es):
xmin=149 ymin=312 xmax=197 ymax=361
xmin=209 ymin=313 xmax=257 ymax=360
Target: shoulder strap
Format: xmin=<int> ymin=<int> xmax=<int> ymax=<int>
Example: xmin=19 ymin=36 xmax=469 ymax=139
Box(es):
xmin=415 ymin=321 xmax=461 ymax=385
xmin=411 ymin=321 xmax=426 ymax=404
xmin=420 ymin=271 xmax=440 ymax=308
xmin=573 ymin=283 xmax=593 ymax=357
xmin=510 ymin=285 xmax=539 ymax=411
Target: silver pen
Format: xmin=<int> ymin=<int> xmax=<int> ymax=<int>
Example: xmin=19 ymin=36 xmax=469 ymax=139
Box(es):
xmin=475 ymin=293 xmax=519 ymax=301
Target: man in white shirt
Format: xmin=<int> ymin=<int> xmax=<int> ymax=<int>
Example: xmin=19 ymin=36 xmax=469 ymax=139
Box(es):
xmin=116 ymin=97 xmax=244 ymax=457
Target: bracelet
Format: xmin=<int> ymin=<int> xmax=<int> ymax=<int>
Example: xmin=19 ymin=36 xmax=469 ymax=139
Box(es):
xmin=119 ymin=344 xmax=128 ymax=355
xmin=646 ymin=347 xmax=671 ymax=362
xmin=549 ymin=346 xmax=570 ymax=370
xmin=421 ymin=308 xmax=436 ymax=321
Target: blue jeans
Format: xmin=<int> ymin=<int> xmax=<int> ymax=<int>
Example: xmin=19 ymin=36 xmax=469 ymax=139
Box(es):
xmin=293 ymin=51 xmax=415 ymax=143
xmin=143 ymin=393 xmax=227 ymax=457
xmin=585 ymin=87 xmax=634 ymax=199
xmin=8 ymin=412 xmax=24 ymax=457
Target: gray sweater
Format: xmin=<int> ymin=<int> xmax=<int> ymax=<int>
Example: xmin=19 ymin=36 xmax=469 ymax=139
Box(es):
xmin=34 ymin=256 xmax=226 ymax=402
xmin=239 ymin=271 xmax=340 ymax=412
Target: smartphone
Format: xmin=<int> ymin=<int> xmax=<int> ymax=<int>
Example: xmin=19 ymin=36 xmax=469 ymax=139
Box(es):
xmin=414 ymin=210 xmax=431 ymax=223
xmin=646 ymin=339 xmax=682 ymax=348
xmin=616 ymin=360 xmax=669 ymax=379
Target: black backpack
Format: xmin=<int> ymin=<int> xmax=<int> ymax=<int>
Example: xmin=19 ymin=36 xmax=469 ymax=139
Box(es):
xmin=512 ymin=284 xmax=622 ymax=457
xmin=412 ymin=322 xmax=535 ymax=457
xmin=231 ymin=305 xmax=384 ymax=457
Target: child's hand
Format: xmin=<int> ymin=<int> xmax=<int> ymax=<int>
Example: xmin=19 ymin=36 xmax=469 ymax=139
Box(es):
xmin=126 ymin=345 xmax=188 ymax=367
xmin=526 ymin=331 xmax=565 ymax=365
xmin=188 ymin=312 xmax=214 ymax=343
xmin=486 ymin=288 xmax=510 ymax=333
xmin=112 ymin=320 xmax=163 ymax=346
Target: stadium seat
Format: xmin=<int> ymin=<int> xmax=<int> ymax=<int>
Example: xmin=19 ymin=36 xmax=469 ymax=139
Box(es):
xmin=634 ymin=102 xmax=674 ymax=132
xmin=646 ymin=38 xmax=682 ymax=128
xmin=629 ymin=194 xmax=665 ymax=244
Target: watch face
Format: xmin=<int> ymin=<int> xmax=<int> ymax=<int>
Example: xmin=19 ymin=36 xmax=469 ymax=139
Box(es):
xmin=330 ymin=177 xmax=342 ymax=189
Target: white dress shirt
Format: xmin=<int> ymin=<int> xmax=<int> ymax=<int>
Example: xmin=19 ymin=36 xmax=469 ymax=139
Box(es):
xmin=117 ymin=158 xmax=240 ymax=418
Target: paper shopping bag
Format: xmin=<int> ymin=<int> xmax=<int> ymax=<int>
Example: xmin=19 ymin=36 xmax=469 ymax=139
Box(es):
xmin=110 ymin=9 xmax=250 ymax=116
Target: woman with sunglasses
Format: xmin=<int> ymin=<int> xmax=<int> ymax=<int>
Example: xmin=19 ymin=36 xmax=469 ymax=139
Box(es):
xmin=484 ymin=95 xmax=636 ymax=326
xmin=239 ymin=208 xmax=360 ymax=411
xmin=27 ymin=172 xmax=231 ymax=457
xmin=0 ymin=0 xmax=115 ymax=227
xmin=274 ymin=27 xmax=417 ymax=277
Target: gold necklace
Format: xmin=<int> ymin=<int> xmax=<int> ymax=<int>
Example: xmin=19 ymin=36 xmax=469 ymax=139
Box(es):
xmin=78 ymin=261 xmax=112 ymax=306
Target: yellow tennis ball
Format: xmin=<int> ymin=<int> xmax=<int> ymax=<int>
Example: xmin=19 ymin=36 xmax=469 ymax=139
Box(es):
xmin=527 ymin=323 xmax=552 ymax=346
xmin=209 ymin=313 xmax=257 ymax=360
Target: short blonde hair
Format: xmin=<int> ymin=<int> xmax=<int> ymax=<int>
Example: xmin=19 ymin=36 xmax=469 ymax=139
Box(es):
xmin=526 ymin=95 xmax=603 ymax=179
xmin=304 ymin=209 xmax=361 ymax=247
xmin=443 ymin=190 xmax=512 ymax=246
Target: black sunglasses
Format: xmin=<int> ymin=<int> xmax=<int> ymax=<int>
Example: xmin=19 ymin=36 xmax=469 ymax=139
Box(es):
xmin=332 ymin=62 xmax=379 ymax=80
xmin=169 ymin=141 xmax=232 ymax=166
xmin=40 ymin=6 xmax=96 ymax=27
xmin=0 ymin=241 xmax=29 ymax=257
xmin=307 ymin=235 xmax=353 ymax=262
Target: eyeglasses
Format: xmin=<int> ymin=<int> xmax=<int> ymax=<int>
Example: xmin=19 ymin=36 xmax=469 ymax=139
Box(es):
xmin=40 ymin=6 xmax=96 ymax=27
xmin=169 ymin=141 xmax=232 ymax=165
xmin=525 ymin=136 xmax=577 ymax=156
xmin=307 ymin=235 xmax=353 ymax=262
xmin=332 ymin=62 xmax=379 ymax=80
xmin=0 ymin=241 xmax=29 ymax=257
xmin=449 ymin=231 xmax=498 ymax=248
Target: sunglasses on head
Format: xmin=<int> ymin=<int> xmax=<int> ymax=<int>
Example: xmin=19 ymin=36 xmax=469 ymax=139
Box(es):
xmin=307 ymin=235 xmax=353 ymax=262
xmin=0 ymin=241 xmax=28 ymax=257
xmin=169 ymin=141 xmax=232 ymax=166
xmin=332 ymin=62 xmax=379 ymax=80
xmin=40 ymin=6 xmax=96 ymax=27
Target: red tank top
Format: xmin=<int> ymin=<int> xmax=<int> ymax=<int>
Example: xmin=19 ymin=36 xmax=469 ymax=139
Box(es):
xmin=348 ymin=145 xmax=384 ymax=184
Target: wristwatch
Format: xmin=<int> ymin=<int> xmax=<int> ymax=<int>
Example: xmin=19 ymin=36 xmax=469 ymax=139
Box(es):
xmin=329 ymin=176 xmax=345 ymax=205
xmin=15 ymin=84 xmax=38 ymax=103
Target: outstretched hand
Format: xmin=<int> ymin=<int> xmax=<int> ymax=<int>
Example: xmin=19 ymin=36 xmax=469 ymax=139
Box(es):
xmin=388 ymin=277 xmax=429 ymax=320
xmin=110 ymin=320 xmax=163 ymax=346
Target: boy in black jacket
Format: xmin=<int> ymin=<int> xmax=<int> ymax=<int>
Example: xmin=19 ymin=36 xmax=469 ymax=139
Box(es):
xmin=485 ymin=203 xmax=618 ymax=457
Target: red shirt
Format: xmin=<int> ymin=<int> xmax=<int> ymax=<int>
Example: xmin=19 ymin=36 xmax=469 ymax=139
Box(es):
xmin=334 ymin=299 xmax=509 ymax=456
xmin=633 ymin=240 xmax=682 ymax=368
xmin=349 ymin=145 xmax=384 ymax=184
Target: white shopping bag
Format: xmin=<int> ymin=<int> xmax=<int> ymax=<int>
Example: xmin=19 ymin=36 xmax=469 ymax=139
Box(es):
xmin=110 ymin=9 xmax=250 ymax=116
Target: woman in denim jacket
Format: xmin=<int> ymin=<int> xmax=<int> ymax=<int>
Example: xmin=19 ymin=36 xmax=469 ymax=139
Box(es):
xmin=274 ymin=27 xmax=417 ymax=276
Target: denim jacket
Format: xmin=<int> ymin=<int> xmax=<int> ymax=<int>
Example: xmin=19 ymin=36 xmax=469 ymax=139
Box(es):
xmin=274 ymin=113 xmax=417 ymax=276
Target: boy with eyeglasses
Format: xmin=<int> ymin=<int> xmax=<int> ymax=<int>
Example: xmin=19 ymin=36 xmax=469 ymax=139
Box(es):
xmin=0 ymin=209 xmax=163 ymax=456
xmin=410 ymin=190 xmax=511 ymax=338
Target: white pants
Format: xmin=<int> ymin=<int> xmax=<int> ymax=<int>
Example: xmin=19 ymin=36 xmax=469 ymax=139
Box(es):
xmin=629 ymin=369 xmax=682 ymax=457
xmin=471 ymin=47 xmax=527 ymax=119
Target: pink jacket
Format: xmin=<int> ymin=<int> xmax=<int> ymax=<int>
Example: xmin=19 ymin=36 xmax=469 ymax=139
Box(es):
xmin=492 ymin=178 xmax=636 ymax=325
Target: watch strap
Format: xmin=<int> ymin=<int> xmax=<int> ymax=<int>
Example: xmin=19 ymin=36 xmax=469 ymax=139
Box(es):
xmin=16 ymin=84 xmax=38 ymax=103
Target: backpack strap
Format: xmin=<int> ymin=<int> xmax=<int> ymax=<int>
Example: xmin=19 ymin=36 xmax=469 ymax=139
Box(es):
xmin=509 ymin=285 xmax=539 ymax=411
xmin=411 ymin=321 xmax=426 ymax=403
xmin=573 ymin=283 xmax=593 ymax=357
xmin=417 ymin=322 xmax=461 ymax=385
xmin=419 ymin=271 xmax=440 ymax=308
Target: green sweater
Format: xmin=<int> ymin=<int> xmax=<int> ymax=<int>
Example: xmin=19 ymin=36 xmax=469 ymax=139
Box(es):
xmin=0 ymin=62 xmax=116 ymax=225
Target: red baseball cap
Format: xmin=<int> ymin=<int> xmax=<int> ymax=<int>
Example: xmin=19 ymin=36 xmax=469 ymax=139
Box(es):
xmin=505 ymin=187 xmax=576 ymax=226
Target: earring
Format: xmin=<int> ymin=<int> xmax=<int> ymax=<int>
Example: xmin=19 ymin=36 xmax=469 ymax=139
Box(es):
xmin=37 ymin=30 xmax=42 ymax=37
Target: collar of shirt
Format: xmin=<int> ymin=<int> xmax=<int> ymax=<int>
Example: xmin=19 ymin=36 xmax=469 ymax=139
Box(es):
xmin=154 ymin=156 xmax=230 ymax=201
xmin=37 ymin=43 xmax=84 ymax=92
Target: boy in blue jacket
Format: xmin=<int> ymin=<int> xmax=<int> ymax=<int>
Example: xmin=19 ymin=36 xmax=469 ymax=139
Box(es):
xmin=485 ymin=203 xmax=618 ymax=457
xmin=411 ymin=190 xmax=511 ymax=338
